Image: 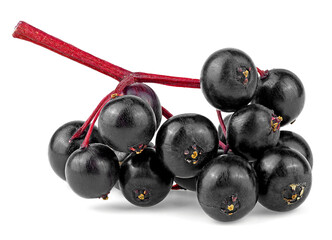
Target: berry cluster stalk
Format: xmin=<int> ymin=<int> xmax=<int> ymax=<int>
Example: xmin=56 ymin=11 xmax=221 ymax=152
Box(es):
xmin=13 ymin=21 xmax=200 ymax=88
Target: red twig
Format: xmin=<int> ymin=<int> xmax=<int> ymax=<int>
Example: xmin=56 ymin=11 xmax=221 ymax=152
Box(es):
xmin=13 ymin=21 xmax=129 ymax=81
xmin=13 ymin=21 xmax=200 ymax=88
xmin=219 ymin=140 xmax=230 ymax=154
xmin=134 ymin=72 xmax=200 ymax=88
xmin=216 ymin=110 xmax=231 ymax=153
xmin=216 ymin=110 xmax=227 ymax=139
xmin=70 ymin=92 xmax=112 ymax=142
xmin=162 ymin=106 xmax=173 ymax=119
xmin=219 ymin=140 xmax=226 ymax=151
xmin=114 ymin=75 xmax=136 ymax=94
xmin=80 ymin=97 xmax=109 ymax=148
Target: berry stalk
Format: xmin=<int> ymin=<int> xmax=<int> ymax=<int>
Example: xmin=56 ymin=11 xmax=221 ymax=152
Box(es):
xmin=80 ymin=90 xmax=116 ymax=148
xmin=70 ymin=92 xmax=113 ymax=142
xmin=171 ymin=184 xmax=186 ymax=190
xmin=13 ymin=21 xmax=200 ymax=88
xmin=219 ymin=140 xmax=227 ymax=150
xmin=134 ymin=72 xmax=200 ymax=88
xmin=216 ymin=110 xmax=227 ymax=138
xmin=13 ymin=21 xmax=130 ymax=81
xmin=216 ymin=110 xmax=230 ymax=153
xmin=257 ymin=67 xmax=269 ymax=79
xmin=162 ymin=106 xmax=173 ymax=119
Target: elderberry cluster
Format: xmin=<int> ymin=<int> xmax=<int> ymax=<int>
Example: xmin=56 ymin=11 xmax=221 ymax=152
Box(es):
xmin=12 ymin=19 xmax=312 ymax=223
xmin=48 ymin=48 xmax=312 ymax=222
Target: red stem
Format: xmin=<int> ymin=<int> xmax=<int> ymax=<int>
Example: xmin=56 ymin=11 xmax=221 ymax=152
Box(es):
xmin=256 ymin=67 xmax=269 ymax=79
xmin=80 ymin=104 xmax=105 ymax=148
xmin=13 ymin=21 xmax=200 ymax=88
xmin=216 ymin=110 xmax=231 ymax=153
xmin=80 ymin=90 xmax=116 ymax=148
xmin=114 ymin=75 xmax=136 ymax=94
xmin=216 ymin=110 xmax=227 ymax=138
xmin=219 ymin=140 xmax=226 ymax=151
xmin=13 ymin=21 xmax=129 ymax=81
xmin=134 ymin=72 xmax=200 ymax=88
xmin=162 ymin=106 xmax=173 ymax=119
xmin=219 ymin=140 xmax=230 ymax=154
xmin=171 ymin=184 xmax=185 ymax=190
xmin=70 ymin=92 xmax=112 ymax=141
xmin=256 ymin=67 xmax=264 ymax=77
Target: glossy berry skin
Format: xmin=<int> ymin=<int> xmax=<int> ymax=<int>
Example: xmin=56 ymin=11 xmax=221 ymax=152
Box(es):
xmin=119 ymin=148 xmax=173 ymax=207
xmin=217 ymin=114 xmax=232 ymax=143
xmin=98 ymin=95 xmax=156 ymax=153
xmin=278 ymin=130 xmax=313 ymax=168
xmin=48 ymin=120 xmax=104 ymax=180
xmin=197 ymin=154 xmax=258 ymax=222
xmin=227 ymin=104 xmax=281 ymax=161
xmin=113 ymin=142 xmax=154 ymax=190
xmin=255 ymin=147 xmax=312 ymax=212
xmin=253 ymin=69 xmax=305 ymax=125
xmin=65 ymin=143 xmax=119 ymax=199
xmin=156 ymin=113 xmax=218 ymax=178
xmin=122 ymin=83 xmax=162 ymax=128
xmin=200 ymin=48 xmax=258 ymax=112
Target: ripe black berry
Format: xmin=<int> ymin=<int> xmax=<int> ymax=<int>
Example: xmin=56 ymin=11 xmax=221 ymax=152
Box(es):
xmin=200 ymin=48 xmax=258 ymax=112
xmin=48 ymin=120 xmax=103 ymax=180
xmin=253 ymin=69 xmax=305 ymax=125
xmin=278 ymin=130 xmax=313 ymax=168
xmin=119 ymin=148 xmax=173 ymax=207
xmin=227 ymin=104 xmax=282 ymax=161
xmin=197 ymin=154 xmax=258 ymax=222
xmin=65 ymin=143 xmax=119 ymax=199
xmin=255 ymin=147 xmax=312 ymax=211
xmin=156 ymin=113 xmax=218 ymax=178
xmin=98 ymin=95 xmax=156 ymax=153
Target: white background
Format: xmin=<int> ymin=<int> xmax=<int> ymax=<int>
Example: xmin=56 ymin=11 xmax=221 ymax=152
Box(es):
xmin=1 ymin=1 xmax=331 ymax=239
